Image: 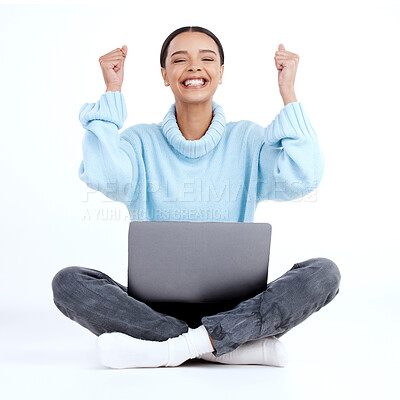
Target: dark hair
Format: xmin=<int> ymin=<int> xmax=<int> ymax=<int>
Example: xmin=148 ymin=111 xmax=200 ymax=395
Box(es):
xmin=160 ymin=26 xmax=224 ymax=68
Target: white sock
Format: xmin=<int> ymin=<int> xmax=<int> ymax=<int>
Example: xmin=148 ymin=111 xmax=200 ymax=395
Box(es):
xmin=96 ymin=325 xmax=214 ymax=368
xmin=198 ymin=336 xmax=289 ymax=367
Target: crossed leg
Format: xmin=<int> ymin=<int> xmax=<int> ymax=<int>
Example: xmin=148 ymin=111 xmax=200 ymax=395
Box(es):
xmin=51 ymin=257 xmax=340 ymax=367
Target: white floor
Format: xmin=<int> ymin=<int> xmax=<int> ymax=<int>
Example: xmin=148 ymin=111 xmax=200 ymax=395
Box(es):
xmin=1 ymin=286 xmax=398 ymax=400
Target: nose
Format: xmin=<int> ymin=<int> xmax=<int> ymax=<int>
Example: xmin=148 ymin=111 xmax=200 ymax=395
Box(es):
xmin=188 ymin=65 xmax=202 ymax=71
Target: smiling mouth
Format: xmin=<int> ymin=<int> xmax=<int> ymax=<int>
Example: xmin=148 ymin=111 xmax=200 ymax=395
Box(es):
xmin=181 ymin=78 xmax=208 ymax=88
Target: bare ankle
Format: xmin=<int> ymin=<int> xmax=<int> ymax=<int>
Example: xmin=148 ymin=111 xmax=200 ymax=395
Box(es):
xmin=208 ymin=333 xmax=216 ymax=350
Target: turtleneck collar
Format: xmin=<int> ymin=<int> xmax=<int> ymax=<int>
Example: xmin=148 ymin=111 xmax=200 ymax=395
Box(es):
xmin=161 ymin=100 xmax=226 ymax=159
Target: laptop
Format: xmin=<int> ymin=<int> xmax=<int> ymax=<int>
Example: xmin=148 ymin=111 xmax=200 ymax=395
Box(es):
xmin=127 ymin=221 xmax=272 ymax=308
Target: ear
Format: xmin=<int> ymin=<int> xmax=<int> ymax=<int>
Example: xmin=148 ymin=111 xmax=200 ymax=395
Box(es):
xmin=160 ymin=67 xmax=167 ymax=81
xmin=220 ymin=64 xmax=224 ymax=80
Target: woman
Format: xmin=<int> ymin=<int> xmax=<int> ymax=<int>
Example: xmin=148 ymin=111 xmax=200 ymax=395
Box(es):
xmin=52 ymin=26 xmax=341 ymax=369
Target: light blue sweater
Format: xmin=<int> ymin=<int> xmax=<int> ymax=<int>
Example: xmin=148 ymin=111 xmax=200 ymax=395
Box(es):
xmin=78 ymin=91 xmax=324 ymax=222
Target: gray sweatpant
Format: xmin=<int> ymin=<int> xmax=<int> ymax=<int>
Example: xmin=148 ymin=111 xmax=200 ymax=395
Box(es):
xmin=51 ymin=257 xmax=340 ymax=357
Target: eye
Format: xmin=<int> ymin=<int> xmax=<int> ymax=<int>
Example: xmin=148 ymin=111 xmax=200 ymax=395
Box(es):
xmin=174 ymin=58 xmax=214 ymax=63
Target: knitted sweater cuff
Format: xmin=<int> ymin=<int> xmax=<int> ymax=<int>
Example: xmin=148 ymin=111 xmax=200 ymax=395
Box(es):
xmin=265 ymin=101 xmax=317 ymax=146
xmin=79 ymin=91 xmax=127 ymax=130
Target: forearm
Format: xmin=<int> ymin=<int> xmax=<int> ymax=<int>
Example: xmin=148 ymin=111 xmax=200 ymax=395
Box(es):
xmin=106 ymin=86 xmax=122 ymax=92
xmin=78 ymin=91 xmax=137 ymax=202
xmin=258 ymin=101 xmax=324 ymax=201
xmin=280 ymin=86 xmax=298 ymax=106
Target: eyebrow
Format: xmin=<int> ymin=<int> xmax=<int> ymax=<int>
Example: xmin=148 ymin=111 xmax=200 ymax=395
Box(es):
xmin=170 ymin=49 xmax=217 ymax=58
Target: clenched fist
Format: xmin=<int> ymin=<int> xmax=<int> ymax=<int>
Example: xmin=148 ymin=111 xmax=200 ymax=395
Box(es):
xmin=99 ymin=45 xmax=128 ymax=92
xmin=274 ymin=44 xmax=299 ymax=91
xmin=274 ymin=44 xmax=299 ymax=105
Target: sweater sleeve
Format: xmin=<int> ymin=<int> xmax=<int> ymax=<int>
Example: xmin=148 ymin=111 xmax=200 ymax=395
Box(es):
xmin=78 ymin=91 xmax=139 ymax=204
xmin=257 ymin=101 xmax=325 ymax=202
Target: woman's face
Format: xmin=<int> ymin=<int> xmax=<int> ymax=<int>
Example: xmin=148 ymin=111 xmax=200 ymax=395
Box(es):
xmin=161 ymin=31 xmax=224 ymax=105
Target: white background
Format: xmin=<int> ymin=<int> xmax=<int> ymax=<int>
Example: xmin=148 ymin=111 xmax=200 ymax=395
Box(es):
xmin=0 ymin=0 xmax=399 ymax=399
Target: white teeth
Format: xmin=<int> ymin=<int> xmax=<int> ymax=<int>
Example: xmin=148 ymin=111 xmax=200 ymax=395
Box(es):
xmin=184 ymin=79 xmax=205 ymax=86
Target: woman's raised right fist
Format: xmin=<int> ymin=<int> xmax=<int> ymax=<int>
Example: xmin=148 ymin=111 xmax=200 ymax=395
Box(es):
xmin=99 ymin=45 xmax=128 ymax=92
